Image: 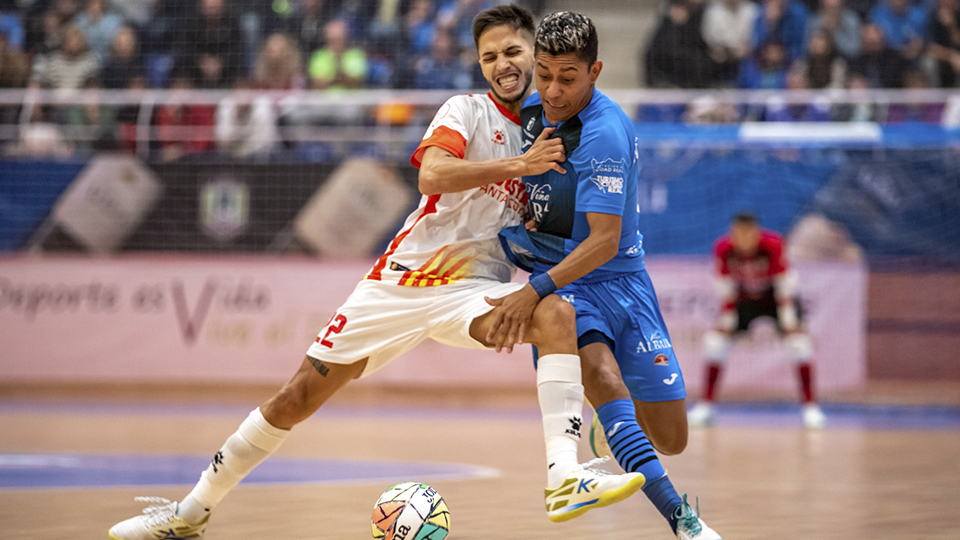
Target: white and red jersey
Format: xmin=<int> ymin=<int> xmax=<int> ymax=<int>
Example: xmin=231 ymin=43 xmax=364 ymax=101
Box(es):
xmin=365 ymin=93 xmax=530 ymax=287
xmin=715 ymin=230 xmax=788 ymax=301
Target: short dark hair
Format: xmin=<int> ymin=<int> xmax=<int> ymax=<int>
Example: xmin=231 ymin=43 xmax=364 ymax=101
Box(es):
xmin=732 ymin=213 xmax=758 ymax=226
xmin=534 ymin=11 xmax=598 ymax=65
xmin=472 ymin=4 xmax=535 ymax=49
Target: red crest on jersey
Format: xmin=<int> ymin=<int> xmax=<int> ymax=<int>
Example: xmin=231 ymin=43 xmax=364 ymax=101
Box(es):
xmin=654 ymin=354 xmax=670 ymax=366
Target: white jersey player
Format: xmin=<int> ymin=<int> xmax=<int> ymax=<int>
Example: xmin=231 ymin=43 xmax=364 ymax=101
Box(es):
xmin=108 ymin=7 xmax=645 ymax=540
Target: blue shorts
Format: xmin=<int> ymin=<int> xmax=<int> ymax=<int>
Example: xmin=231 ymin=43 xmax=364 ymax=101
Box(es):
xmin=557 ymin=269 xmax=686 ymax=403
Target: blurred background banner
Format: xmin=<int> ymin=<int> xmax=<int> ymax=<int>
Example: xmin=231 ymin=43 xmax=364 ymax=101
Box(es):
xmin=0 ymin=256 xmax=538 ymax=387
xmin=0 ymin=255 xmax=864 ymax=391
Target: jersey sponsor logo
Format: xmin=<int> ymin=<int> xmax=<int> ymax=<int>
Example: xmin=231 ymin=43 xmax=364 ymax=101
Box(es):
xmin=663 ymin=373 xmax=678 ymax=385
xmin=492 ymin=129 xmax=506 ymax=145
xmin=527 ymin=182 xmax=551 ymax=222
xmin=626 ymin=240 xmax=642 ymax=256
xmin=636 ymin=332 xmax=672 ymax=353
xmin=654 ymin=353 xmax=670 ymax=366
xmin=590 ymin=158 xmax=626 ymax=194
xmin=428 ymin=102 xmax=451 ymax=131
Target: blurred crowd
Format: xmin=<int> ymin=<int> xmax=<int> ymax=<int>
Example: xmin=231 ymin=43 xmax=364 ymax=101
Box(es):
xmin=0 ymin=0 xmax=552 ymax=157
xmin=644 ymin=0 xmax=960 ymax=121
xmin=0 ymin=0 xmax=957 ymax=158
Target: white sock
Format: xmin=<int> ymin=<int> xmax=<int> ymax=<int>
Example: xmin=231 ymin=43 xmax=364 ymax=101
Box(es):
xmin=537 ymin=353 xmax=584 ymax=489
xmin=178 ymin=407 xmax=289 ymax=523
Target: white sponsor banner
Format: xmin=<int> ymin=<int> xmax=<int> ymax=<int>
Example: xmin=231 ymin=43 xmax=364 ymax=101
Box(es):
xmin=0 ymin=256 xmax=866 ymax=391
xmin=0 ymin=256 xmax=535 ymax=386
xmin=644 ymin=258 xmax=867 ymax=393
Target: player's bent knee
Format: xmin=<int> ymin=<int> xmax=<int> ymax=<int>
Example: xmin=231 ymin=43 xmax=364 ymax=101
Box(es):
xmin=528 ymin=294 xmax=577 ymax=344
xmin=785 ymin=333 xmax=813 ymax=362
xmin=702 ymin=330 xmax=731 ymax=362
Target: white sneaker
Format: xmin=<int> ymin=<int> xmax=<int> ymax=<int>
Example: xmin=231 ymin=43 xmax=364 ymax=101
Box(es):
xmin=109 ymin=497 xmax=208 ymax=540
xmin=544 ymin=457 xmax=646 ymax=522
xmin=803 ymin=403 xmax=826 ymax=430
xmin=687 ymin=402 xmax=715 ymax=428
xmin=675 ymin=494 xmax=722 ymax=540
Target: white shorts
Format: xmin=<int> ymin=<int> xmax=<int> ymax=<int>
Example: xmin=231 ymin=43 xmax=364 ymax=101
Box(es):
xmin=305 ymin=279 xmax=524 ymax=377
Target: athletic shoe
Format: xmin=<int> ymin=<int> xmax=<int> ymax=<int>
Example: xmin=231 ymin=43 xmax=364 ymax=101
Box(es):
xmin=108 ymin=497 xmax=208 ymax=540
xmin=588 ymin=412 xmax=613 ymax=459
xmin=544 ymin=456 xmax=646 ymax=522
xmin=802 ymin=403 xmax=826 ymax=430
xmin=687 ymin=402 xmax=715 ymax=428
xmin=675 ymin=493 xmax=722 ymax=540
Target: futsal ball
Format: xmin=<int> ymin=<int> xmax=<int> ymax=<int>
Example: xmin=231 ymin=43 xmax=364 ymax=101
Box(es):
xmin=371 ymin=482 xmax=450 ymax=540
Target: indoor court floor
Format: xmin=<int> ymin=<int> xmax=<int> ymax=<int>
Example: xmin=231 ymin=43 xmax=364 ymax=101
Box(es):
xmin=1 ymin=383 xmax=959 ymax=540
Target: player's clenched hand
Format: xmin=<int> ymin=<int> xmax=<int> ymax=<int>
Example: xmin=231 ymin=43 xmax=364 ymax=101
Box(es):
xmin=521 ymin=127 xmax=566 ymax=176
xmin=484 ymin=286 xmax=541 ymax=353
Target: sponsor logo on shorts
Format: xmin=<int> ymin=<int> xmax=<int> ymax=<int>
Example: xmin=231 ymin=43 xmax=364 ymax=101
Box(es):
xmin=654 ymin=354 xmax=670 ymax=366
xmin=663 ymin=373 xmax=678 ymax=385
xmin=389 ymin=261 xmax=412 ymax=272
xmin=561 ymin=294 xmax=575 ymax=304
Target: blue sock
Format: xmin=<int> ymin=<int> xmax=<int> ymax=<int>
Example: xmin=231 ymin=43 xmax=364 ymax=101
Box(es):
xmin=596 ymin=399 xmax=683 ymax=533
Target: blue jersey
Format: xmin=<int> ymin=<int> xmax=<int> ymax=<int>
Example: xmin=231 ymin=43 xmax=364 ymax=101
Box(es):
xmin=518 ymin=88 xmax=644 ymax=282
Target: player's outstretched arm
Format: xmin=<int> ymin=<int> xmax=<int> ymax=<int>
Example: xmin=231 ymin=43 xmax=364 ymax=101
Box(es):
xmin=418 ymin=128 xmax=566 ymax=195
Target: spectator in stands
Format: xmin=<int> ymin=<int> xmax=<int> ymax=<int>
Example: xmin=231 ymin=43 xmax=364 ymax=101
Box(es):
xmin=100 ymin=26 xmax=145 ymax=89
xmin=215 ymin=83 xmax=281 ymax=157
xmin=63 ymin=76 xmax=119 ymax=152
xmin=404 ymin=0 xmax=436 ymax=57
xmin=738 ymin=39 xmax=790 ymax=88
xmin=73 ymin=0 xmax=124 ymax=62
xmin=0 ymin=29 xmax=30 ymax=88
xmin=24 ymin=0 xmax=78 ymax=56
xmin=25 ymin=8 xmax=65 ymax=56
xmin=412 ymin=26 xmax=473 ymax=89
xmin=806 ymin=0 xmax=861 ymax=59
xmin=701 ymin=0 xmax=757 ymax=85
xmin=252 ymin=33 xmax=305 ymax=90
xmin=176 ymin=0 xmax=245 ymax=88
xmin=436 ymin=0 xmax=493 ymax=50
xmin=645 ymin=0 xmax=718 ymax=88
xmin=0 ymin=8 xmax=24 ymax=50
xmin=288 ymin=0 xmax=341 ymax=57
xmin=792 ymin=30 xmax=847 ymax=88
xmin=308 ymin=18 xmax=367 ymax=89
xmin=30 ymin=23 xmax=100 ymax=89
xmin=831 ymin=72 xmax=881 ymax=120
xmin=869 ymin=0 xmax=926 ymax=60
xmin=763 ymin=66 xmax=832 ymax=120
xmin=154 ymin=75 xmax=215 ymax=161
xmin=754 ymin=0 xmax=809 ymax=61
xmin=886 ymin=69 xmax=945 ymax=121
xmin=848 ymin=24 xmax=910 ymax=87
xmin=926 ymin=0 xmax=960 ymax=87
xmin=109 ymin=0 xmax=157 ymax=28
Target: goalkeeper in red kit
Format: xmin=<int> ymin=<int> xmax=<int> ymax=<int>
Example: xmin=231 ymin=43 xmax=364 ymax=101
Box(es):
xmin=687 ymin=213 xmax=826 ymax=429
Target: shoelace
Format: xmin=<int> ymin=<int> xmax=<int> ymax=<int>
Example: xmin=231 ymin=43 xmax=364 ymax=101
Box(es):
xmin=578 ymin=455 xmax=612 ymax=475
xmin=675 ymin=494 xmax=703 ymax=536
xmin=133 ymin=497 xmax=178 ymax=528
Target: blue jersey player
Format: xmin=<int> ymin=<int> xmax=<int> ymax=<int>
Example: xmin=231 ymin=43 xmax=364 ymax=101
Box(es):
xmin=487 ymin=11 xmax=721 ymax=540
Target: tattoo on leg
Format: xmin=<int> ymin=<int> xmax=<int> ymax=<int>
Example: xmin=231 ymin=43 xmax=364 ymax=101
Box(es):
xmin=308 ymin=356 xmax=330 ymax=376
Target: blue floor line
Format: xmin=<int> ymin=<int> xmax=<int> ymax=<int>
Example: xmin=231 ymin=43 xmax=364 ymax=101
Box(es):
xmin=0 ymin=454 xmax=498 ymax=490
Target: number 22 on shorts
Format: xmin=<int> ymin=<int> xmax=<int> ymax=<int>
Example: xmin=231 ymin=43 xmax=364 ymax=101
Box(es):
xmin=317 ymin=313 xmax=347 ymax=348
